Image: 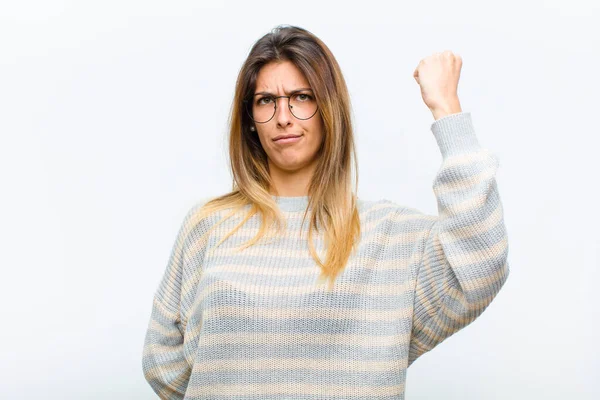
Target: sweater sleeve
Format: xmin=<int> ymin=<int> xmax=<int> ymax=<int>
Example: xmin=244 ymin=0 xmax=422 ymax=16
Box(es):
xmin=142 ymin=205 xmax=197 ymax=399
xmin=408 ymin=112 xmax=510 ymax=367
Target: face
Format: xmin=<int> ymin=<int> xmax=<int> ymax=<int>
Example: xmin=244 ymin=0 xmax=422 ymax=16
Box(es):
xmin=251 ymin=60 xmax=324 ymax=176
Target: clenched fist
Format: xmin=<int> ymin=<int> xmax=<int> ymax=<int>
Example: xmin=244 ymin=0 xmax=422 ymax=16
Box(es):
xmin=413 ymin=50 xmax=463 ymax=120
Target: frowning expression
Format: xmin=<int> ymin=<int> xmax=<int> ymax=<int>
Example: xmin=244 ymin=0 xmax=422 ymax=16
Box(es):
xmin=252 ymin=60 xmax=324 ymax=173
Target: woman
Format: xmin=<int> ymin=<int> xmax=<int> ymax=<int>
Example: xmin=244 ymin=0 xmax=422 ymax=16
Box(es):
xmin=142 ymin=25 xmax=510 ymax=399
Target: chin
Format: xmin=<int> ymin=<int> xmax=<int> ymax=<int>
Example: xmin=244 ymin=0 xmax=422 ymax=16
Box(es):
xmin=272 ymin=158 xmax=307 ymax=171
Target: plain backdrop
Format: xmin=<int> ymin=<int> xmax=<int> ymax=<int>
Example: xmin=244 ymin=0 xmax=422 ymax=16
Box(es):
xmin=1 ymin=0 xmax=598 ymax=399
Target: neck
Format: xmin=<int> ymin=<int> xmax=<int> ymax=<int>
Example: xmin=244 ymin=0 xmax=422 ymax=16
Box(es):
xmin=267 ymin=159 xmax=316 ymax=197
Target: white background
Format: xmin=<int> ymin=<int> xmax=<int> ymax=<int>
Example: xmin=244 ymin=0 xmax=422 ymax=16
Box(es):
xmin=1 ymin=0 xmax=598 ymax=398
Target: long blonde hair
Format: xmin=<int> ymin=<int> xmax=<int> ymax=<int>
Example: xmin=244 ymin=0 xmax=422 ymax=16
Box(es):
xmin=190 ymin=25 xmax=361 ymax=291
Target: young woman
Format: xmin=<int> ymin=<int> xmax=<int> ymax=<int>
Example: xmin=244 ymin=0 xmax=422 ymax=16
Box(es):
xmin=142 ymin=25 xmax=510 ymax=399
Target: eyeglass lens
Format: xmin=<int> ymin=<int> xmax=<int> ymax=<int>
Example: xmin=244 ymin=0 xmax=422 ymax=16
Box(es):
xmin=247 ymin=92 xmax=318 ymax=123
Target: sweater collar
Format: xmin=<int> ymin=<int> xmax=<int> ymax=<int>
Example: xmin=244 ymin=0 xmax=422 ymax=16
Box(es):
xmin=271 ymin=194 xmax=310 ymax=212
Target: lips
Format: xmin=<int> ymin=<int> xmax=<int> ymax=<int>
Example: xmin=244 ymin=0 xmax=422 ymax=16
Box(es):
xmin=273 ymin=134 xmax=302 ymax=141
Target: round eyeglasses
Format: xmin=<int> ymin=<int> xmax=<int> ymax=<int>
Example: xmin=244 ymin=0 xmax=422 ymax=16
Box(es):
xmin=243 ymin=91 xmax=319 ymax=124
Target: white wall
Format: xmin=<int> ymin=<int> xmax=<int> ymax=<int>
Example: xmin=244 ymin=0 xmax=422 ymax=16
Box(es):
xmin=1 ymin=0 xmax=598 ymax=398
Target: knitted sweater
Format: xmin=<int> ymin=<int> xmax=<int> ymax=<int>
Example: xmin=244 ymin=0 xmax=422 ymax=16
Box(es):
xmin=142 ymin=112 xmax=510 ymax=399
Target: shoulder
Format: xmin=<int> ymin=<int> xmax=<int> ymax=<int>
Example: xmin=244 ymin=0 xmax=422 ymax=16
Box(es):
xmin=178 ymin=195 xmax=221 ymax=237
xmin=356 ymin=197 xmax=404 ymax=218
xmin=357 ymin=197 xmax=437 ymax=230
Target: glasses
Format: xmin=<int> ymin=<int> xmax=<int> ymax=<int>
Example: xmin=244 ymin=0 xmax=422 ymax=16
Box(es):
xmin=243 ymin=90 xmax=319 ymax=124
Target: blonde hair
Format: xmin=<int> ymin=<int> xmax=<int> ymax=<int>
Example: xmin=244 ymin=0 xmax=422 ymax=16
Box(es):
xmin=191 ymin=25 xmax=361 ymax=291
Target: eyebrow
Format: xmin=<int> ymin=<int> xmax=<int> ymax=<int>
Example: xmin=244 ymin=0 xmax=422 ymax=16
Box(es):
xmin=254 ymin=87 xmax=313 ymax=96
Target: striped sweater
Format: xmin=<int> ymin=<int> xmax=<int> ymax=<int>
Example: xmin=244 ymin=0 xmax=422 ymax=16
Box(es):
xmin=142 ymin=111 xmax=510 ymax=399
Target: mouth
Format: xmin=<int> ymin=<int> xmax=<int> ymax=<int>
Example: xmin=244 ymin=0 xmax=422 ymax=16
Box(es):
xmin=273 ymin=134 xmax=303 ymax=144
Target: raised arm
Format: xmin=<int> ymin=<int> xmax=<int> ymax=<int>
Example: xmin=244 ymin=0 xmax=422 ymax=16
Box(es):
xmin=408 ymin=111 xmax=510 ymax=366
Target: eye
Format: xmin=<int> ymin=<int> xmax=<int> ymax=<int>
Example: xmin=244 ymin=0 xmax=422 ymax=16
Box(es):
xmin=294 ymin=93 xmax=313 ymax=102
xmin=256 ymin=96 xmax=273 ymax=106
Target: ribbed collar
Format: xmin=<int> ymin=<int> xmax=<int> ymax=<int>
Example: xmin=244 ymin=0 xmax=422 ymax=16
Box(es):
xmin=271 ymin=194 xmax=310 ymax=212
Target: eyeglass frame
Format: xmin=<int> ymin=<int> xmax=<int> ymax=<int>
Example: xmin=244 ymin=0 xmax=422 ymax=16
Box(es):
xmin=242 ymin=91 xmax=319 ymax=124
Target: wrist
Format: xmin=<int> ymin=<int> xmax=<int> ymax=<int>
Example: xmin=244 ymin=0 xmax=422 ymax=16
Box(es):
xmin=430 ymin=99 xmax=462 ymax=120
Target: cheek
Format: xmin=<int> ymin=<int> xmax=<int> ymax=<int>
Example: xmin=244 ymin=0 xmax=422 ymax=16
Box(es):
xmin=309 ymin=121 xmax=325 ymax=146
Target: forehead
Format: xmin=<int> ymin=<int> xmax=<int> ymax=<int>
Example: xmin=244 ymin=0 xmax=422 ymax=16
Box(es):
xmin=255 ymin=60 xmax=310 ymax=91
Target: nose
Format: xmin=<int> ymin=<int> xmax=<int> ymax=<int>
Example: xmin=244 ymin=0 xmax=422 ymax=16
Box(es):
xmin=274 ymin=97 xmax=293 ymax=128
